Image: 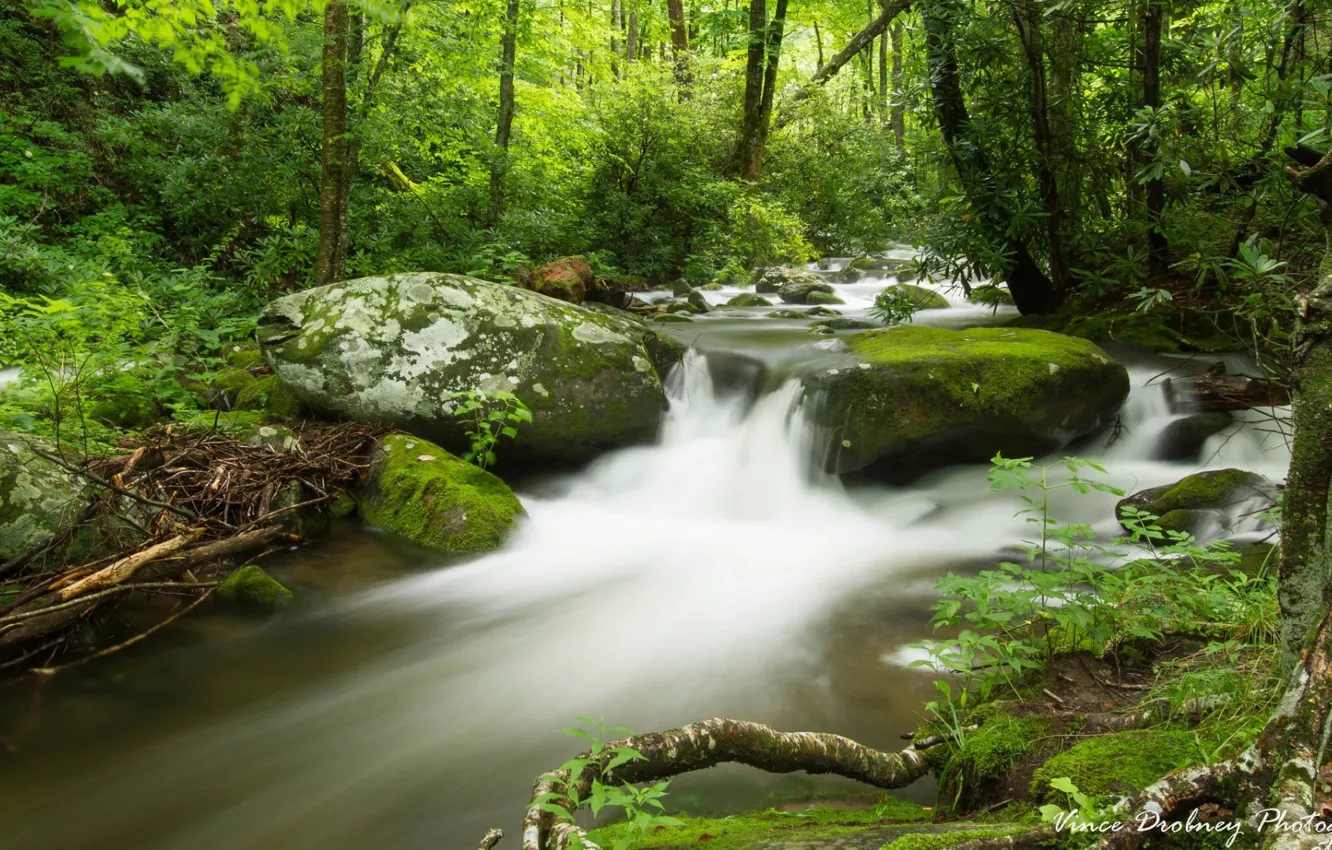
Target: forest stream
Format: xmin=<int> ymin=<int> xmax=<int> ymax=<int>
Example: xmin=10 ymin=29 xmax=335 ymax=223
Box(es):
xmin=0 ymin=260 xmax=1292 ymax=850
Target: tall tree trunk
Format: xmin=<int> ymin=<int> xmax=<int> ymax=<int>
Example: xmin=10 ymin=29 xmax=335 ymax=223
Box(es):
xmin=611 ymin=0 xmax=622 ymax=76
xmin=890 ymin=19 xmax=904 ymax=151
xmin=733 ymin=0 xmax=767 ymax=179
xmin=667 ymin=0 xmax=689 ymax=64
xmin=1046 ymin=7 xmax=1082 ymax=233
xmin=627 ymin=1 xmax=638 ymax=61
xmin=488 ymin=0 xmax=520 ymax=225
xmin=814 ymin=20 xmax=824 ymax=68
xmin=316 ymin=0 xmax=351 ymax=286
xmin=755 ymin=0 xmax=788 ymax=154
xmin=878 ymin=11 xmax=888 ymax=115
xmin=1013 ymin=0 xmax=1070 ymax=302
xmin=923 ymin=0 xmax=1059 ymax=314
xmin=1141 ymin=0 xmax=1168 ymax=282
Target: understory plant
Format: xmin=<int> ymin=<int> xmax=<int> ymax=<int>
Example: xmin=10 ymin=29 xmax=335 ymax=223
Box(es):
xmin=911 ymin=455 xmax=1275 ymax=709
xmin=444 ymin=389 xmax=533 ymax=470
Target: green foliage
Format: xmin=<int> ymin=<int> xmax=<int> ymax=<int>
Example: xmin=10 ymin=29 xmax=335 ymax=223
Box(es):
xmin=537 ymin=719 xmax=682 ymax=850
xmin=444 ymin=389 xmax=532 ymax=470
xmin=869 ymin=287 xmax=921 ymax=325
xmin=911 ymin=456 xmax=1274 ymax=709
xmin=1031 ymin=731 xmax=1199 ymax=802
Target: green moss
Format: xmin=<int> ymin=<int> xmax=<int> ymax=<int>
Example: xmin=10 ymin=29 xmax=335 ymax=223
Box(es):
xmin=651 ymin=312 xmax=694 ymax=322
xmin=208 ymin=368 xmax=305 ymax=418
xmin=217 ymin=564 xmax=294 ymax=611
xmin=726 ymin=293 xmax=773 ymax=308
xmin=886 ymin=284 xmax=950 ymax=310
xmin=222 ymin=340 xmax=266 ymax=370
xmin=948 ymin=704 xmax=1051 ymax=789
xmin=880 ymin=826 xmax=1026 ymax=850
xmin=358 ymin=434 xmax=524 ymax=552
xmin=1149 ymin=469 xmax=1266 ymax=511
xmin=664 ymin=300 xmax=699 ymax=314
xmin=587 ymin=801 xmax=930 ymax=850
xmin=1031 ymin=730 xmax=1199 ymax=801
xmin=807 ymin=290 xmax=846 ymax=305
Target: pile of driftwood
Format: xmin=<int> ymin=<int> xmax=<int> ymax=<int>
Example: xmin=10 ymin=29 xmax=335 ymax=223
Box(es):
xmin=0 ymin=422 xmax=384 ymax=678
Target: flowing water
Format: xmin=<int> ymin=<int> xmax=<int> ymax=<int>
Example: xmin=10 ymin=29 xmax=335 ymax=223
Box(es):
xmin=0 ymin=261 xmax=1292 ymax=850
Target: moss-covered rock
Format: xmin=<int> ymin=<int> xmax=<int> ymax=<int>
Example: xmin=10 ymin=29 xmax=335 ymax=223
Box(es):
xmin=885 ymin=284 xmax=950 ymax=310
xmin=813 ymin=318 xmax=878 ymax=331
xmin=209 ymin=368 xmax=305 ymax=418
xmin=1031 ymin=730 xmax=1199 ymax=801
xmin=357 ymin=433 xmax=524 ymax=552
xmin=1006 ymin=307 xmax=1257 ymax=354
xmin=0 ymin=431 xmax=87 ymax=561
xmin=651 ymin=311 xmax=694 ymax=323
xmin=848 ymin=256 xmax=900 ymax=272
xmin=257 ymin=273 xmax=684 ymax=465
xmin=779 ymin=278 xmax=836 ymax=304
xmin=217 ymin=564 xmax=294 ymax=612
xmin=831 ymin=266 xmax=863 ymax=283
xmin=807 ymin=290 xmax=846 ymax=305
xmin=757 ymin=266 xmax=827 ymax=297
xmin=526 ymin=256 xmax=594 ymax=303
xmin=1116 ymin=468 xmax=1271 ymax=534
xmin=670 ymin=279 xmax=692 ymax=297
xmin=726 ymin=293 xmax=773 ymax=308
xmin=664 ymin=300 xmax=699 ymax=314
xmin=805 ymin=306 xmax=840 ymax=318
xmin=806 ymin=327 xmax=1130 ymax=482
xmin=687 ymin=289 xmax=712 ymax=313
xmin=699 ymin=282 xmax=724 ymax=291
xmin=223 ymin=340 xmax=267 ymax=370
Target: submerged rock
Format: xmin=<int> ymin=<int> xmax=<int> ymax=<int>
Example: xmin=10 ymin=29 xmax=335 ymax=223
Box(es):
xmin=257 ymin=273 xmax=683 ymax=465
xmin=217 ymin=564 xmax=294 ymax=612
xmin=885 ymin=283 xmax=950 ymax=310
xmin=812 ymin=318 xmax=878 ymax=331
xmin=807 ymin=327 xmax=1130 ymax=483
xmin=1116 ymin=468 xmax=1271 ymax=536
xmin=0 ymin=432 xmax=86 ymax=561
xmin=1154 ymin=412 xmax=1234 ymax=461
xmin=357 ymin=434 xmax=524 ymax=552
xmin=525 ymin=256 xmax=594 ymax=303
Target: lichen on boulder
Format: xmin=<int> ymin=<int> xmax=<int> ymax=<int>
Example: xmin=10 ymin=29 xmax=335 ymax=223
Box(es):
xmin=357 ymin=433 xmax=524 ymax=552
xmin=257 ymin=273 xmax=684 ymax=465
xmin=806 ymin=327 xmax=1130 ymax=482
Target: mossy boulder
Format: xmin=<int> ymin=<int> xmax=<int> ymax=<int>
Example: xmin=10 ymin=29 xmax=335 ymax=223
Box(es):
xmin=670 ymin=279 xmax=692 ymax=297
xmin=525 ymin=256 xmax=594 ymax=303
xmin=357 ymin=433 xmax=524 ymax=552
xmin=686 ymin=289 xmax=712 ymax=313
xmin=886 ymin=283 xmax=950 ymax=310
xmin=779 ymin=278 xmax=835 ymax=304
xmin=664 ymin=300 xmax=698 ymax=314
xmin=831 ymin=266 xmax=863 ymax=283
xmin=699 ymin=282 xmax=724 ymax=291
xmin=848 ymin=256 xmax=899 ymax=272
xmin=223 ymin=340 xmax=267 ymax=370
xmin=1154 ymin=412 xmax=1234 ymax=461
xmin=208 ymin=368 xmax=305 ymax=418
xmin=217 ymin=564 xmax=294 ymax=612
xmin=756 ymin=266 xmax=825 ymax=295
xmin=813 ymin=318 xmax=878 ymax=331
xmin=1116 ymin=468 xmax=1271 ymax=535
xmin=1031 ymin=730 xmax=1198 ymax=801
xmin=725 ymin=293 xmax=773 ymax=308
xmin=0 ymin=431 xmax=87 ymax=561
xmin=807 ymin=290 xmax=846 ymax=305
xmin=806 ymin=327 xmax=1130 ymax=483
xmin=805 ymin=306 xmax=840 ymax=318
xmin=651 ymin=312 xmax=694 ymax=323
xmin=257 ymin=273 xmax=684 ymax=465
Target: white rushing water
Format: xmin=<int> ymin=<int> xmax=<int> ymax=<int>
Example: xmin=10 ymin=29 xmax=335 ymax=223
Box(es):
xmin=0 ymin=261 xmax=1294 ymax=850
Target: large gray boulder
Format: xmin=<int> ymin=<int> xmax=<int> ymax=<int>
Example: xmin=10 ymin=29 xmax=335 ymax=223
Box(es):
xmin=805 ymin=327 xmax=1130 ymax=483
xmin=256 ymin=273 xmax=684 ymax=464
xmin=755 ymin=266 xmax=825 ymax=295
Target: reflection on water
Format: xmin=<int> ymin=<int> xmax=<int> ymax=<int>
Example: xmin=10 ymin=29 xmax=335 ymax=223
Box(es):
xmin=0 ymin=264 xmax=1292 ymax=850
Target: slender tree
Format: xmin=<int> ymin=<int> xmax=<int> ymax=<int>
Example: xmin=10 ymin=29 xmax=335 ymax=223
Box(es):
xmin=316 ymin=0 xmax=351 ymax=286
xmin=488 ymin=0 xmax=522 ymax=224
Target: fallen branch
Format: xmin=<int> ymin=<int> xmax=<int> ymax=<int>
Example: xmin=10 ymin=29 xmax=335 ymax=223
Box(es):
xmin=55 ymin=529 xmax=202 ymax=600
xmin=508 ymin=718 xmax=938 ymax=850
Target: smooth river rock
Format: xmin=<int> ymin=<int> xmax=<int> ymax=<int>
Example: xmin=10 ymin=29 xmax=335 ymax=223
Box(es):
xmin=257 ymin=273 xmax=684 ymax=465
xmin=805 ymin=326 xmax=1131 ymax=483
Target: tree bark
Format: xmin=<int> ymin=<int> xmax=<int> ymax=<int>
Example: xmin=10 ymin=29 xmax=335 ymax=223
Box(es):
xmin=890 ymin=19 xmax=905 ymax=151
xmin=509 ymin=718 xmax=938 ymax=850
xmin=923 ymin=0 xmax=1059 ymax=314
xmin=1141 ymin=0 xmax=1168 ymax=282
xmin=755 ymin=0 xmax=788 ymax=156
xmin=878 ymin=7 xmax=888 ymax=115
xmin=488 ymin=0 xmax=521 ymax=225
xmin=316 ymin=0 xmax=351 ymax=286
xmin=1013 ymin=0 xmax=1069 ymax=302
xmin=733 ymin=0 xmax=768 ymax=179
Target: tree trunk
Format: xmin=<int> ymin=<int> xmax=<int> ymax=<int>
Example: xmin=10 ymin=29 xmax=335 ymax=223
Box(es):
xmin=1013 ymin=0 xmax=1069 ymax=302
xmin=667 ymin=0 xmax=689 ymax=82
xmin=890 ymin=19 xmax=904 ymax=151
xmin=733 ymin=0 xmax=767 ymax=179
xmin=755 ymin=0 xmax=788 ymax=155
xmin=627 ymin=1 xmax=638 ymax=61
xmin=1141 ymin=0 xmax=1168 ymax=282
xmin=923 ymin=0 xmax=1059 ymax=314
xmin=316 ymin=0 xmax=351 ymax=286
xmin=611 ymin=0 xmax=622 ymax=76
xmin=488 ymin=0 xmax=521 ymax=225
xmin=878 ymin=9 xmax=888 ymax=115
xmin=1046 ymin=7 xmax=1082 ymax=238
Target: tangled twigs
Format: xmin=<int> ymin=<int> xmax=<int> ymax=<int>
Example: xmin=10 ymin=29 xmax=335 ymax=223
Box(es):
xmin=0 ymin=422 xmax=384 ymax=674
xmin=508 ymin=718 xmax=941 ymax=850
